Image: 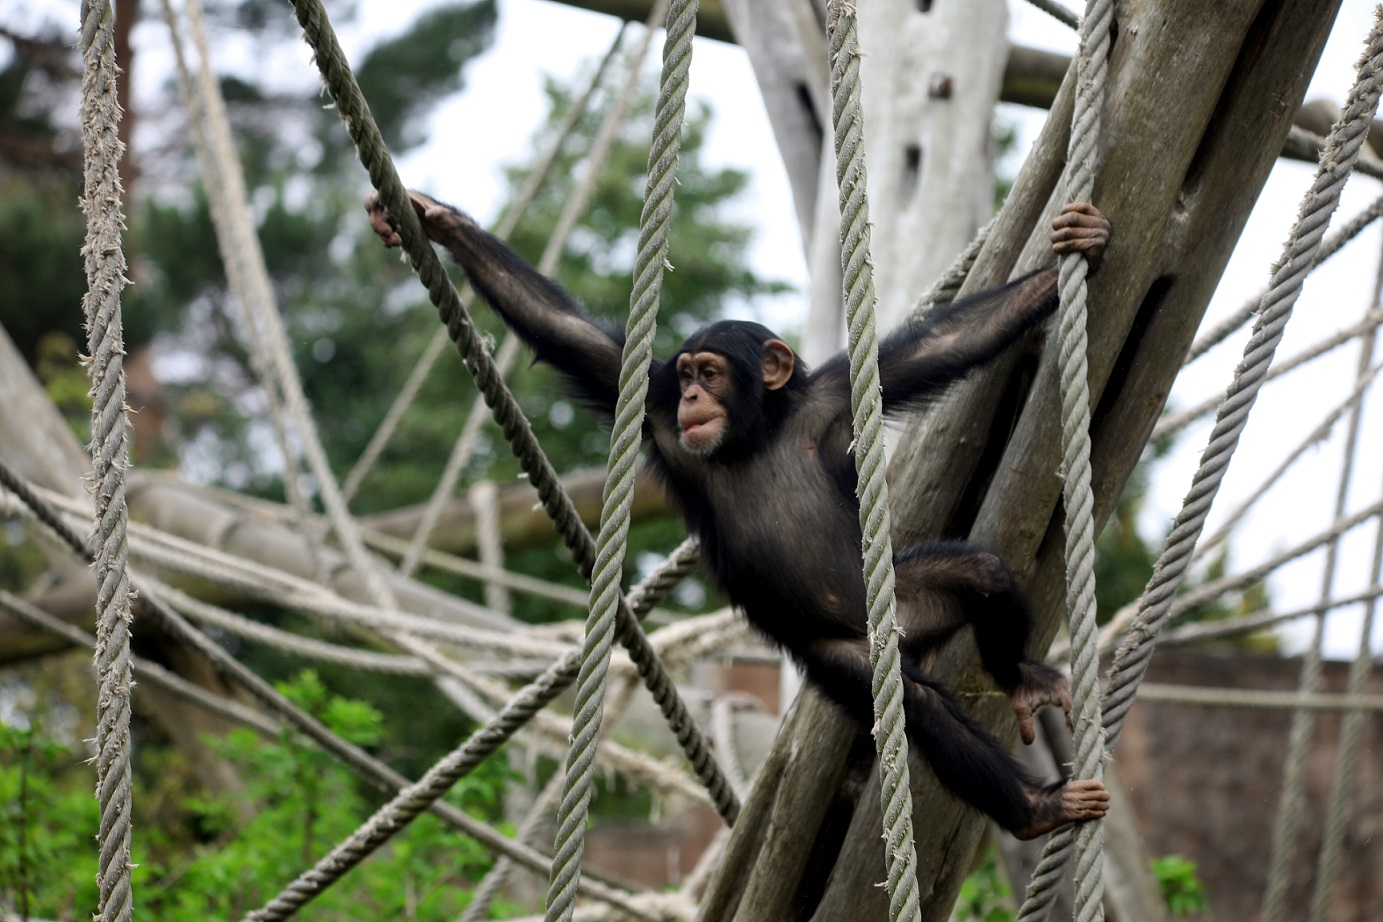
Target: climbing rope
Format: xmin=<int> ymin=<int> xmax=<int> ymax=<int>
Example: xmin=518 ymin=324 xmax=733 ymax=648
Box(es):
xmin=78 ymin=1 xmax=135 ymax=919
xmin=1017 ymin=15 xmax=1383 ymax=922
xmin=1048 ymin=0 xmax=1113 ymax=917
xmin=285 ymin=0 xmax=738 ymax=829
xmin=823 ymin=3 xmax=920 ymax=921
xmin=544 ymin=0 xmax=703 ymax=917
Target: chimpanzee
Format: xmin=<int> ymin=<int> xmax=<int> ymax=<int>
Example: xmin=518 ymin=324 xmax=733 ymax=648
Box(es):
xmin=367 ymin=191 xmax=1111 ymax=839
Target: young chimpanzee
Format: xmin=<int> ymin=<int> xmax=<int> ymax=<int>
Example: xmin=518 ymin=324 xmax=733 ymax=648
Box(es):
xmin=367 ymin=191 xmax=1111 ymax=839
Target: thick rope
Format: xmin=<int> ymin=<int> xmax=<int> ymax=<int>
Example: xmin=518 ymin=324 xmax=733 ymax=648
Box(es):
xmin=285 ymin=0 xmax=737 ymax=825
xmin=1017 ymin=15 xmax=1383 ymax=922
xmin=909 ymin=215 xmax=998 ymax=319
xmin=823 ymin=4 xmax=920 ymax=921
xmin=544 ymin=2 xmax=701 ymax=918
xmin=1049 ymin=0 xmax=1113 ymax=918
xmin=78 ymin=2 xmax=135 ymax=919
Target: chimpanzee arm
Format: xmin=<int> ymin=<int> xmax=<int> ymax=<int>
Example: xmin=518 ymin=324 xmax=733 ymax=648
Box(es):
xmin=875 ymin=266 xmax=1059 ymax=411
xmin=875 ymin=201 xmax=1109 ymax=412
xmin=366 ymin=190 xmax=628 ymax=412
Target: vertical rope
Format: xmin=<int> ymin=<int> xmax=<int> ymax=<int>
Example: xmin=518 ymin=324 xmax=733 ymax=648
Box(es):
xmin=543 ymin=2 xmax=700 ymax=918
xmin=1052 ymin=0 xmax=1113 ymax=920
xmin=823 ymin=3 xmax=920 ymax=920
xmin=1018 ymin=14 xmax=1383 ymax=922
xmin=79 ymin=2 xmax=135 ymax=920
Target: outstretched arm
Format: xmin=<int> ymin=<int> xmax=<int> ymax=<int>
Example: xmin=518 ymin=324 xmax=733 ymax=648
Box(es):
xmin=875 ymin=202 xmax=1110 ymax=410
xmin=366 ymin=190 xmax=627 ymax=412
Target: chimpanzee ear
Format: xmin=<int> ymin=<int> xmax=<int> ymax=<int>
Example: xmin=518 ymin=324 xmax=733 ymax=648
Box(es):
xmin=761 ymin=340 xmax=796 ymax=391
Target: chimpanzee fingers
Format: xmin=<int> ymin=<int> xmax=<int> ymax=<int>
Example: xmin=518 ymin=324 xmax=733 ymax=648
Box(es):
xmin=1013 ymin=701 xmax=1037 ymax=746
xmin=364 ymin=192 xmax=404 ymax=248
xmin=1050 ymin=202 xmax=1111 ymax=262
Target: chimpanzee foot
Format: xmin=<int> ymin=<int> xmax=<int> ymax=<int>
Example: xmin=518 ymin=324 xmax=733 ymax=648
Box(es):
xmin=1012 ymin=779 xmax=1110 ymax=840
xmin=1010 ymin=660 xmax=1073 ymax=745
xmin=1050 ymin=202 xmax=1111 ymax=265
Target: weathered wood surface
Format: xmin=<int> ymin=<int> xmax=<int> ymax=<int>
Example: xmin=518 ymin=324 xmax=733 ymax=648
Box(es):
xmin=699 ymin=1 xmax=1345 ymax=919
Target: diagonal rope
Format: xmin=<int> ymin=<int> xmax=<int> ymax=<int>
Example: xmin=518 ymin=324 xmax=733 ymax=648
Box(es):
xmin=1017 ymin=14 xmax=1383 ymax=922
xmin=543 ymin=1 xmax=703 ymax=918
xmin=78 ymin=1 xmax=135 ymax=919
xmin=285 ymin=0 xmax=737 ymax=829
xmin=823 ymin=3 xmax=920 ymax=920
xmin=1048 ymin=0 xmax=1113 ymax=919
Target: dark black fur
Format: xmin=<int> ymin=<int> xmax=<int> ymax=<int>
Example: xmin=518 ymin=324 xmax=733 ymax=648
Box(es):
xmin=373 ymin=194 xmax=1103 ymax=837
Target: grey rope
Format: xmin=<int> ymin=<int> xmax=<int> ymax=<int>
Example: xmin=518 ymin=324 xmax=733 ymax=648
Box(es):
xmin=78 ymin=1 xmax=135 ymax=918
xmin=0 ymin=459 xmax=652 ymax=920
xmin=1017 ymin=15 xmax=1383 ymax=922
xmin=1049 ymin=0 xmax=1113 ymax=918
xmin=824 ymin=3 xmax=920 ymax=921
xmin=285 ymin=0 xmax=737 ymax=824
xmin=544 ymin=0 xmax=702 ymax=917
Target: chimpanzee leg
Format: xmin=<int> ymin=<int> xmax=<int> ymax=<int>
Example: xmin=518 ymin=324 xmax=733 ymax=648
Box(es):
xmin=893 ymin=540 xmax=1072 ymax=744
xmin=800 ymin=635 xmax=1042 ymax=833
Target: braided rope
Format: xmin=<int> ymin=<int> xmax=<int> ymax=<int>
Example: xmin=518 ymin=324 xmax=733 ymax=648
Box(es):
xmin=1018 ymin=16 xmax=1383 ymax=922
xmin=285 ymin=0 xmax=737 ymax=825
xmin=824 ymin=4 xmax=920 ymax=921
xmin=78 ymin=2 xmax=134 ymax=919
xmin=1045 ymin=0 xmax=1113 ymax=919
xmin=544 ymin=2 xmax=702 ymax=918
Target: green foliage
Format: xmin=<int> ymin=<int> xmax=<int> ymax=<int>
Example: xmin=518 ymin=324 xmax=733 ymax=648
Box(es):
xmin=0 ymin=721 xmax=101 ymax=920
xmin=132 ymin=671 xmax=510 ymax=920
xmin=1150 ymin=854 xmax=1210 ymax=918
xmin=951 ymin=848 xmax=1014 ymax=922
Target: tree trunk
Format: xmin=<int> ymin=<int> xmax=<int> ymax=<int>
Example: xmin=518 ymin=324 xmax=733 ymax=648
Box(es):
xmin=699 ymin=0 xmax=1343 ymax=919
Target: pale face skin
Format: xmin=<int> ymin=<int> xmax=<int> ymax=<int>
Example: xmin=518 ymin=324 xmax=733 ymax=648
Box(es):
xmin=675 ymin=340 xmax=795 ymax=457
xmin=676 ymin=351 xmax=731 ymax=456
